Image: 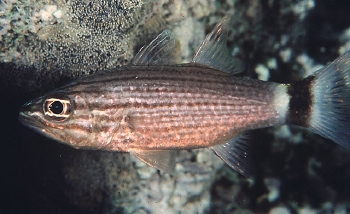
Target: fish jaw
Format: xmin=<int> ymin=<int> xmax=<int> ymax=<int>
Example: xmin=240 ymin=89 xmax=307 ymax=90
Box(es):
xmin=19 ymin=97 xmax=59 ymax=143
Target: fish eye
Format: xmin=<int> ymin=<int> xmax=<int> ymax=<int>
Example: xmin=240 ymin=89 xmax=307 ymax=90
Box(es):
xmin=43 ymin=95 xmax=72 ymax=122
xmin=50 ymin=101 xmax=64 ymax=114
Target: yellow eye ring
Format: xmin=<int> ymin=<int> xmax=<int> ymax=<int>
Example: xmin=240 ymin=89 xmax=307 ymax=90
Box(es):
xmin=43 ymin=95 xmax=72 ymax=122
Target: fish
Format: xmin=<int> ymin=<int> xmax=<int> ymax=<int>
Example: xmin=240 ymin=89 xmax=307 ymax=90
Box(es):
xmin=19 ymin=16 xmax=350 ymax=177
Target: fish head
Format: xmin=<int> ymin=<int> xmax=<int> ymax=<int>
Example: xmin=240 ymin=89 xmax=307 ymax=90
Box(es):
xmin=19 ymin=91 xmax=94 ymax=148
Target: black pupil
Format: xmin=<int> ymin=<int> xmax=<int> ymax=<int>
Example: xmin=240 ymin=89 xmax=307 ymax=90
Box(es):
xmin=50 ymin=101 xmax=64 ymax=114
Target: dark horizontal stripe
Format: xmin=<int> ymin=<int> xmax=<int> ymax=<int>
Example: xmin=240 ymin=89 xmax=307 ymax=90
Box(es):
xmin=60 ymin=65 xmax=229 ymax=88
xmin=62 ymin=77 xmax=232 ymax=95
xmin=64 ymin=84 xmax=272 ymax=111
xmin=59 ymin=66 xmax=269 ymax=96
xmin=73 ymin=98 xmax=271 ymax=113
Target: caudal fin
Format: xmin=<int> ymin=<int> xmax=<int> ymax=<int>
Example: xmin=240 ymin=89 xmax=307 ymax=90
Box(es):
xmin=288 ymin=52 xmax=350 ymax=148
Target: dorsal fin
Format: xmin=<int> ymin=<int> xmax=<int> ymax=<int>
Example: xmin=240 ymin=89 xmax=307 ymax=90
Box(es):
xmin=191 ymin=16 xmax=245 ymax=74
xmin=132 ymin=30 xmax=177 ymax=65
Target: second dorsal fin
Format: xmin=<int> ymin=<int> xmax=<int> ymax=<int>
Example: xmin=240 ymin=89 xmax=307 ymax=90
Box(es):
xmin=191 ymin=16 xmax=245 ymax=75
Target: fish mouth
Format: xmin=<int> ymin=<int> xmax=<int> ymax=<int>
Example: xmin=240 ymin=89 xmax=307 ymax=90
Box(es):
xmin=19 ymin=100 xmax=67 ymax=144
xmin=19 ymin=111 xmax=57 ymax=142
xmin=19 ymin=111 xmax=45 ymax=133
xmin=19 ymin=111 xmax=39 ymax=128
xmin=19 ymin=101 xmax=38 ymax=125
xmin=18 ymin=102 xmax=49 ymax=135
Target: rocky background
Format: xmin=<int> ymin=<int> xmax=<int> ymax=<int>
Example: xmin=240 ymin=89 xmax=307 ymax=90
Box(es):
xmin=1 ymin=0 xmax=350 ymax=213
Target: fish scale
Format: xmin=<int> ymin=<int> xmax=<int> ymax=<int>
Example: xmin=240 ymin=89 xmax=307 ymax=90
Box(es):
xmin=49 ymin=65 xmax=281 ymax=153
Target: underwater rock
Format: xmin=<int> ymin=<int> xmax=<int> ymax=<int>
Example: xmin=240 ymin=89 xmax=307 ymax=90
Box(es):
xmin=0 ymin=0 xmax=150 ymax=92
xmin=63 ymin=151 xmax=139 ymax=213
xmin=0 ymin=0 xmax=145 ymax=67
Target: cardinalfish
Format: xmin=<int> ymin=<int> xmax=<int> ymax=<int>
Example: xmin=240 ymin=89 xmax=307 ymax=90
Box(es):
xmin=19 ymin=17 xmax=350 ymax=177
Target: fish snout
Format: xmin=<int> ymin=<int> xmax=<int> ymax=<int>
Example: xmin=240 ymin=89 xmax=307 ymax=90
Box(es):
xmin=18 ymin=100 xmax=42 ymax=126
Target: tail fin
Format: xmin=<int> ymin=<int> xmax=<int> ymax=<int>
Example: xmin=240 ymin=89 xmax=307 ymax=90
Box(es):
xmin=288 ymin=52 xmax=350 ymax=148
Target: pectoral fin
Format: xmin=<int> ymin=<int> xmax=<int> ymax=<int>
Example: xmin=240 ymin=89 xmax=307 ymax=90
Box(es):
xmin=211 ymin=131 xmax=255 ymax=178
xmin=130 ymin=149 xmax=176 ymax=175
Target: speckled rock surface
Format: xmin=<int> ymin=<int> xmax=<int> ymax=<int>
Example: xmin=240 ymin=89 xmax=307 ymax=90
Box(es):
xmin=1 ymin=0 xmax=158 ymax=91
xmin=2 ymin=0 xmax=350 ymax=214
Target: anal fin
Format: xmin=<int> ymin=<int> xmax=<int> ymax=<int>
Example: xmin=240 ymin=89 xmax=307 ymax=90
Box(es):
xmin=211 ymin=131 xmax=255 ymax=178
xmin=130 ymin=149 xmax=176 ymax=175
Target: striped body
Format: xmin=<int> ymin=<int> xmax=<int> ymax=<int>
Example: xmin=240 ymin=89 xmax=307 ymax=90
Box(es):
xmin=20 ymin=16 xmax=350 ymax=176
xmin=21 ymin=65 xmax=287 ymax=152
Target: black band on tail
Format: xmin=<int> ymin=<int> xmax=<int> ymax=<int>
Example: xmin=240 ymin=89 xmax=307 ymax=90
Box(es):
xmin=286 ymin=75 xmax=315 ymax=127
